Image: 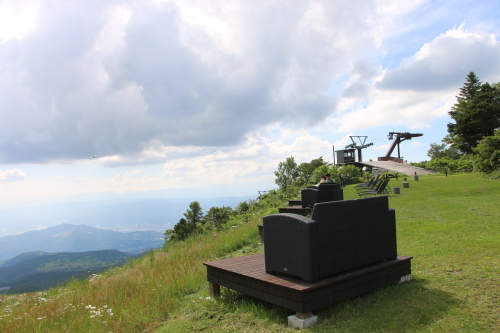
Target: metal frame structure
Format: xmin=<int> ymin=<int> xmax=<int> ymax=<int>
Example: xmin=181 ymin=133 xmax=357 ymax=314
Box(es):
xmin=379 ymin=132 xmax=423 ymax=162
xmin=334 ymin=136 xmax=373 ymax=165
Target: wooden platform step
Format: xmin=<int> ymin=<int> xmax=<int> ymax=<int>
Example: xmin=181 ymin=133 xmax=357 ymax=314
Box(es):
xmin=278 ymin=206 xmax=311 ymax=216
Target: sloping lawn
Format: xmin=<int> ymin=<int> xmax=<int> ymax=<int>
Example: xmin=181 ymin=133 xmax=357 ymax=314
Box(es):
xmin=157 ymin=173 xmax=499 ymax=332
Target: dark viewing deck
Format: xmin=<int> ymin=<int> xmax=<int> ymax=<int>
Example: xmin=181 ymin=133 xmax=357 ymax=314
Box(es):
xmin=204 ymin=253 xmax=412 ymax=316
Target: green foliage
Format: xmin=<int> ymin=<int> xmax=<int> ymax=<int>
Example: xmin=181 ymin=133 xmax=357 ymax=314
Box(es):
xmin=184 ymin=201 xmax=204 ymax=226
xmin=427 ymin=142 xmax=462 ymax=160
xmin=310 ymin=164 xmax=332 ymax=184
xmin=428 ymin=158 xmax=455 ymax=170
xmin=235 ymin=201 xmax=249 ymax=214
xmin=420 ymin=156 xmax=475 ymax=172
xmin=447 ymin=72 xmax=500 ymax=154
xmin=310 ymin=164 xmax=361 ymax=184
xmin=165 ymin=218 xmax=193 ymax=242
xmin=455 ymin=155 xmax=475 ymax=170
xmin=249 ymin=189 xmax=289 ymax=213
xmin=165 ymin=201 xmax=205 ymax=242
xmin=472 ymin=129 xmax=500 ymax=173
xmin=410 ymin=161 xmax=430 ymax=168
xmin=273 ymin=156 xmax=364 ymax=189
xmin=165 ymin=187 xmax=291 ymax=244
xmin=205 ymin=206 xmax=233 ymax=231
xmin=337 ymin=164 xmax=362 ymax=183
xmin=273 ymin=156 xmax=300 ymax=189
xmin=297 ymin=157 xmax=328 ymax=185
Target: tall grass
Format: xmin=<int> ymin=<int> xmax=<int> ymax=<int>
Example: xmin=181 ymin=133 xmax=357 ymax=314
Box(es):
xmin=0 ymin=198 xmax=281 ymax=333
xmin=1 ymin=174 xmax=498 ymax=332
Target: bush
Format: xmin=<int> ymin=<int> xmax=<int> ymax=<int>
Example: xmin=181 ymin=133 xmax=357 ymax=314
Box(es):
xmin=338 ymin=164 xmax=362 ymax=183
xmin=410 ymin=161 xmax=430 ymax=168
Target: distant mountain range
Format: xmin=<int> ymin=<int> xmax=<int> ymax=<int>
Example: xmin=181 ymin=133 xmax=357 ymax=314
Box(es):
xmin=0 ymin=224 xmax=164 ymax=261
xmin=0 ymin=195 xmax=255 ymax=237
xmin=0 ymin=249 xmax=135 ymax=294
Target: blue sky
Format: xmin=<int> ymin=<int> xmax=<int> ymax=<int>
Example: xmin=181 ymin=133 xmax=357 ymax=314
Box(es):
xmin=1 ymin=0 xmax=500 ymax=203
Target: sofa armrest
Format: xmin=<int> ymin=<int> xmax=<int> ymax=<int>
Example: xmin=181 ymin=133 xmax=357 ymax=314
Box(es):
xmin=263 ymin=213 xmax=320 ymax=282
xmin=301 ymin=188 xmax=319 ymax=208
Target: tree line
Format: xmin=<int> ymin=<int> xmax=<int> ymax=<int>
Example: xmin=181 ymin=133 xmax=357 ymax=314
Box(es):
xmin=412 ymin=72 xmax=500 ymax=176
xmin=273 ymin=156 xmax=362 ymax=191
xmin=164 ymin=201 xmax=248 ymax=242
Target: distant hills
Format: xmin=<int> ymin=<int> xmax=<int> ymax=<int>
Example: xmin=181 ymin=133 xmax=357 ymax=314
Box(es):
xmin=0 ymin=195 xmax=255 ymax=237
xmin=0 ymin=224 xmax=164 ymax=261
xmin=0 ymin=249 xmax=134 ymax=294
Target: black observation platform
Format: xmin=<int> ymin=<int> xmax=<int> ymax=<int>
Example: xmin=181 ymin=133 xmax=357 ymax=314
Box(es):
xmin=204 ymin=253 xmax=412 ymax=319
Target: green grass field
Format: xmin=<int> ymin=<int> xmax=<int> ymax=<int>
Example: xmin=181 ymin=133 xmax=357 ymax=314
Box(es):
xmin=0 ymin=173 xmax=498 ymax=332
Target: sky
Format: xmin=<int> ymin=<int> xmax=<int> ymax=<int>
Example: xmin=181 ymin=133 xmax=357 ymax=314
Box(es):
xmin=1 ymin=0 xmax=500 ymax=203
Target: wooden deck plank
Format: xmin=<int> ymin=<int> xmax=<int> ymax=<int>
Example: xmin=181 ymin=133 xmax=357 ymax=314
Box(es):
xmin=204 ymin=253 xmax=412 ymax=313
xmin=205 ymin=253 xmax=411 ymax=289
xmin=277 ymin=206 xmax=312 ymax=216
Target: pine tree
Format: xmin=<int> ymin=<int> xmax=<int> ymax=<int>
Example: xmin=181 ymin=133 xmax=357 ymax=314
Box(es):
xmin=447 ymin=72 xmax=500 ymax=154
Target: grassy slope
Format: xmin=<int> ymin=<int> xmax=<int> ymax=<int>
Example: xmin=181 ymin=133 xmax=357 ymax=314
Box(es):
xmin=156 ymin=174 xmax=500 ymax=333
xmin=0 ymin=174 xmax=498 ymax=332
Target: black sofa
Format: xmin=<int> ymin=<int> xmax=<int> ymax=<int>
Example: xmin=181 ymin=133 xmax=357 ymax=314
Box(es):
xmin=263 ymin=196 xmax=397 ymax=283
xmin=301 ymin=183 xmax=343 ymax=208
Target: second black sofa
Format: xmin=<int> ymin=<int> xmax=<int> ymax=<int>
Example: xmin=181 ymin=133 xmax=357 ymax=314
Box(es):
xmin=263 ymin=195 xmax=397 ymax=283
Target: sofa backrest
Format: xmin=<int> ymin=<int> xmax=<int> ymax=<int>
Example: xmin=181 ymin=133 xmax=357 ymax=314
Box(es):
xmin=312 ymin=199 xmax=358 ymax=277
xmin=301 ymin=183 xmax=343 ymax=208
xmin=355 ymin=196 xmax=396 ymax=265
xmin=311 ymin=195 xmax=397 ymax=276
xmin=317 ymin=183 xmax=344 ymax=202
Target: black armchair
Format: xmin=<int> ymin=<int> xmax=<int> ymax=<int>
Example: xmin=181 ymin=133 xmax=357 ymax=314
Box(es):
xmin=301 ymin=183 xmax=343 ymax=208
xmin=263 ymin=196 xmax=397 ymax=283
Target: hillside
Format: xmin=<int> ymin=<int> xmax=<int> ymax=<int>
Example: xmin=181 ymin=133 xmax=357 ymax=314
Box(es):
xmin=0 ymin=251 xmax=49 ymax=268
xmin=0 ymin=250 xmax=134 ymax=294
xmin=0 ymin=174 xmax=498 ymax=332
xmin=0 ymin=224 xmax=164 ymax=261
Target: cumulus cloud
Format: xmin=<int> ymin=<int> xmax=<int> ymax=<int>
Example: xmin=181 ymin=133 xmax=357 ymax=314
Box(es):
xmin=0 ymin=0 xmax=379 ymax=165
xmin=0 ymin=169 xmax=26 ymax=182
xmin=332 ymin=25 xmax=500 ymax=133
xmin=378 ymin=27 xmax=500 ymax=91
xmin=161 ymin=133 xmax=335 ymax=187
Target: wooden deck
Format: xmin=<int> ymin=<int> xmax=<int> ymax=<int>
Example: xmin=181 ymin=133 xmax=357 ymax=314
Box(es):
xmin=277 ymin=206 xmax=312 ymax=216
xmin=204 ymin=253 xmax=412 ymax=316
xmin=277 ymin=199 xmax=312 ymax=217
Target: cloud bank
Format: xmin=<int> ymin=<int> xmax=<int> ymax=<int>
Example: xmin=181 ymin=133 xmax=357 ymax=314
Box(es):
xmin=0 ymin=0 xmax=499 ymax=174
xmin=0 ymin=0 xmax=380 ymax=165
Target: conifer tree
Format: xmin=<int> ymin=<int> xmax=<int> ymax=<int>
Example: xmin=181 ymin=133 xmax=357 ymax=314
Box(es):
xmin=447 ymin=72 xmax=500 ymax=154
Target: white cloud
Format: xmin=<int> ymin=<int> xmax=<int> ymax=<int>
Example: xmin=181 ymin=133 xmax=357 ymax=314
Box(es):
xmin=0 ymin=1 xmax=38 ymax=41
xmin=380 ymin=27 xmax=500 ymax=90
xmin=331 ymin=25 xmax=500 ymax=134
xmin=411 ymin=141 xmax=426 ymax=147
xmin=0 ymin=169 xmax=26 ymax=182
xmin=160 ymin=132 xmax=336 ymax=187
xmin=0 ymin=0 xmax=379 ymax=165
